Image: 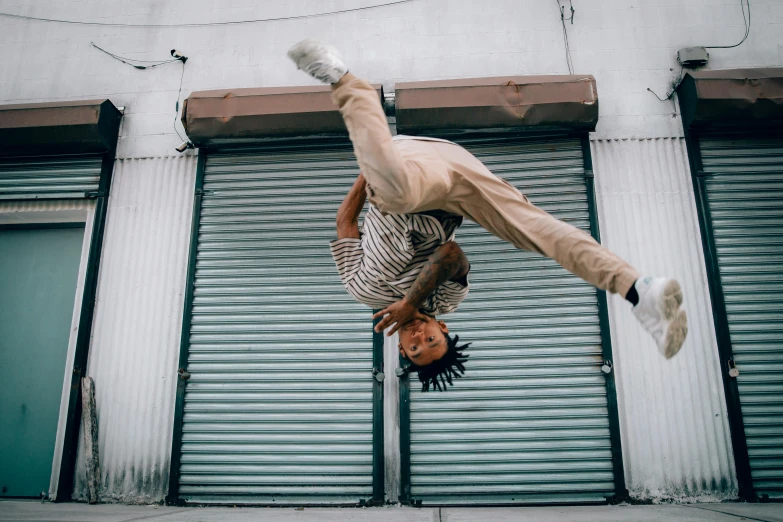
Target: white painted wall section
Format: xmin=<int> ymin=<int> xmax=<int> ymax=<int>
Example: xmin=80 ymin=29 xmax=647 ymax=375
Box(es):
xmin=591 ymin=138 xmax=736 ymax=501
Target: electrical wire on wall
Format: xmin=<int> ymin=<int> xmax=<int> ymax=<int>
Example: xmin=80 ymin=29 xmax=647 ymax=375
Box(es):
xmin=91 ymin=43 xmax=180 ymax=69
xmin=706 ymin=0 xmax=751 ymax=49
xmin=555 ymin=0 xmax=575 ymax=75
xmin=173 ymin=59 xmax=190 ymax=148
xmin=647 ymin=67 xmax=685 ymax=102
xmin=0 ymin=0 xmax=414 ymax=28
xmin=91 ymin=43 xmax=190 ymax=150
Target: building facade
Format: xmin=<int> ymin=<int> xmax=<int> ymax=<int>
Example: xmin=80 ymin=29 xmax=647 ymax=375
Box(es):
xmin=0 ymin=0 xmax=781 ymax=506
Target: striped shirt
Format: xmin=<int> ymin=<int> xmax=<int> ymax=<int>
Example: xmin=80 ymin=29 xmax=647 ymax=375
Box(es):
xmin=330 ymin=205 xmax=470 ymax=316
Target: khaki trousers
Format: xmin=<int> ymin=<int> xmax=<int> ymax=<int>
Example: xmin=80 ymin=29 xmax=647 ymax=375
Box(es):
xmin=332 ymin=77 xmax=639 ymax=295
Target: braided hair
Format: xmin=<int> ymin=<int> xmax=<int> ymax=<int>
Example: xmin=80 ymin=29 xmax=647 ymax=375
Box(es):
xmin=403 ymin=333 xmax=470 ymax=392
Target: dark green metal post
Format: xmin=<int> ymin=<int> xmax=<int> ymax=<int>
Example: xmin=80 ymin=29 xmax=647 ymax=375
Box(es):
xmin=372 ymin=316 xmax=385 ymax=504
xmin=166 ymin=151 xmax=207 ymax=505
xmin=581 ymin=135 xmax=629 ymax=502
xmin=398 ymin=354 xmax=411 ymax=504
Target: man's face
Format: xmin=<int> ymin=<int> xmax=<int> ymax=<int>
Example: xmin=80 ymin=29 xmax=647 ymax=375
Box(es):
xmin=398 ymin=316 xmax=449 ymax=367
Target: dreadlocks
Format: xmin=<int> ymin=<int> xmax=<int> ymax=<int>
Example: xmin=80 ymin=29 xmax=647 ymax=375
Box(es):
xmin=405 ymin=333 xmax=470 ymax=392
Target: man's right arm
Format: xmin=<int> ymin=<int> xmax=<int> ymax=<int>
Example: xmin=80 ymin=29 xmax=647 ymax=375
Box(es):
xmin=373 ymin=241 xmax=470 ymax=334
xmin=336 ymin=173 xmax=367 ymax=239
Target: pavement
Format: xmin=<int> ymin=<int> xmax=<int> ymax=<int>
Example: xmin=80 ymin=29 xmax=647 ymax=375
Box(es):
xmin=1 ymin=501 xmax=782 ymax=522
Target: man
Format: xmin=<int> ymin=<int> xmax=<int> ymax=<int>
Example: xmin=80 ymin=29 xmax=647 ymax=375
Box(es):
xmin=287 ymin=39 xmax=688 ymax=391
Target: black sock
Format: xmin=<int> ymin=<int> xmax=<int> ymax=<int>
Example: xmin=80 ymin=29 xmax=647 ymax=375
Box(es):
xmin=625 ymin=281 xmax=639 ymax=306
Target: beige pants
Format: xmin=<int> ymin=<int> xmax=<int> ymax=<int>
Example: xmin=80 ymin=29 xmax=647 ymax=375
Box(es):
xmin=332 ymin=77 xmax=640 ymax=295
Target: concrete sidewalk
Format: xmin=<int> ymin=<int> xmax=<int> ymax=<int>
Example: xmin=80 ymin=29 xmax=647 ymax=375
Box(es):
xmin=0 ymin=501 xmax=782 ymax=522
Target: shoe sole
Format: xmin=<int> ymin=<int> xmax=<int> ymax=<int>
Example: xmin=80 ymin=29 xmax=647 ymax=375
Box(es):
xmin=287 ymin=40 xmax=319 ymax=65
xmin=664 ymin=309 xmax=688 ymax=359
xmin=661 ymin=279 xmax=684 ymax=319
xmin=288 ymin=39 xmax=341 ymax=65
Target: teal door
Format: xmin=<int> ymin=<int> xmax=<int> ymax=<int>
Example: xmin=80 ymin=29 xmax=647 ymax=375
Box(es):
xmin=0 ymin=225 xmax=85 ymax=498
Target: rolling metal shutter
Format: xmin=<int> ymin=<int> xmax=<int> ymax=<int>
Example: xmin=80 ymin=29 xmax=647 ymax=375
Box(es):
xmin=0 ymin=155 xmax=102 ymax=200
xmin=407 ymin=135 xmax=616 ymax=505
xmin=178 ymin=142 xmax=375 ymax=504
xmin=699 ymin=134 xmax=783 ymax=499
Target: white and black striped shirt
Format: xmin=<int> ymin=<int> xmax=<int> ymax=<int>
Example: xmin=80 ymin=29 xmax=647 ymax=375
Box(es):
xmin=330 ymin=205 xmax=470 ymax=316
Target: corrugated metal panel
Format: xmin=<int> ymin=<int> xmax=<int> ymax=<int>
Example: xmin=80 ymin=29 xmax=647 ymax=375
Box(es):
xmin=408 ymin=136 xmax=615 ymax=505
xmin=72 ymin=156 xmax=197 ymax=503
xmin=178 ymin=142 xmax=374 ymax=504
xmin=0 ymin=155 xmax=102 ymax=200
xmin=591 ymin=138 xmax=737 ymax=501
xmin=700 ymin=134 xmax=783 ymax=500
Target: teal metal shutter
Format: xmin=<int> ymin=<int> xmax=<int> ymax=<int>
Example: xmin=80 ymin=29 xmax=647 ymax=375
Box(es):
xmin=699 ymin=134 xmax=783 ymax=500
xmin=406 ymin=135 xmax=616 ymax=505
xmin=0 ymin=156 xmax=102 ymax=200
xmin=178 ymin=142 xmax=376 ymax=504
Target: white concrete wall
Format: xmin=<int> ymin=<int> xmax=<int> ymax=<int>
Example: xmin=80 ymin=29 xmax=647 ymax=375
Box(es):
xmin=2 ymin=0 xmax=781 ymax=157
xmin=2 ymin=0 xmax=781 ymax=503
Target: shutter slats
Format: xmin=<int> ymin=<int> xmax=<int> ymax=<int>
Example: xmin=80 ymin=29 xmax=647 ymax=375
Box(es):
xmin=0 ymin=156 xmax=102 ymax=200
xmin=179 ymin=143 xmax=374 ymax=504
xmin=701 ymin=134 xmax=783 ymax=500
xmin=407 ymin=136 xmax=614 ymax=505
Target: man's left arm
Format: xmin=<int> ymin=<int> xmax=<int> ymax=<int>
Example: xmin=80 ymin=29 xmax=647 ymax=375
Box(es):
xmin=373 ymin=241 xmax=470 ymax=334
xmin=336 ymin=173 xmax=367 ymax=239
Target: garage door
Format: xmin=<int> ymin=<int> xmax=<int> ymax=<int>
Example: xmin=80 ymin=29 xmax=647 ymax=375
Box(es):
xmin=177 ymin=141 xmax=378 ymax=504
xmin=404 ymin=135 xmax=619 ymax=505
xmin=699 ymin=133 xmax=783 ymax=500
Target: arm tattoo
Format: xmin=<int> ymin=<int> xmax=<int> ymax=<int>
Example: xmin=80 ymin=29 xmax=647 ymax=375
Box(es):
xmin=405 ymin=242 xmax=469 ymax=309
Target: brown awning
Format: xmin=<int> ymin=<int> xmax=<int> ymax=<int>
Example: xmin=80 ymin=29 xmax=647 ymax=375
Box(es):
xmin=395 ymin=76 xmax=599 ymax=134
xmin=677 ymin=68 xmax=783 ymax=130
xmin=182 ymin=84 xmax=383 ymax=146
xmin=0 ymin=99 xmax=122 ymax=156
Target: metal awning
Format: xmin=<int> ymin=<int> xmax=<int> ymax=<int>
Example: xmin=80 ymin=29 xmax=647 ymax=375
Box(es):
xmin=394 ymin=75 xmax=599 ymax=134
xmin=182 ymin=84 xmax=383 ymax=147
xmin=677 ymin=68 xmax=783 ymax=130
xmin=0 ymin=99 xmax=122 ymax=156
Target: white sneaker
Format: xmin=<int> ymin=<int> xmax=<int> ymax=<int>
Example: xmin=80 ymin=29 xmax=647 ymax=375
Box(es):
xmin=287 ymin=39 xmax=348 ymax=84
xmin=632 ymin=277 xmax=688 ymax=359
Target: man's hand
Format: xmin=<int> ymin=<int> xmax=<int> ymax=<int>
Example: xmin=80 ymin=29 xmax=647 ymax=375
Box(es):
xmin=373 ymin=299 xmax=430 ymax=336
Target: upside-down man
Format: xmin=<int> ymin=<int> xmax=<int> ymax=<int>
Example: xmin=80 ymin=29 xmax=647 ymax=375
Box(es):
xmin=287 ymin=39 xmax=688 ymax=391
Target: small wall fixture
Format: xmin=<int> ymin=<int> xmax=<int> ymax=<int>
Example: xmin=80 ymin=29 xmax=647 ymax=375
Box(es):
xmin=677 ymin=47 xmax=709 ymax=68
xmin=175 ymin=141 xmax=194 ymax=153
